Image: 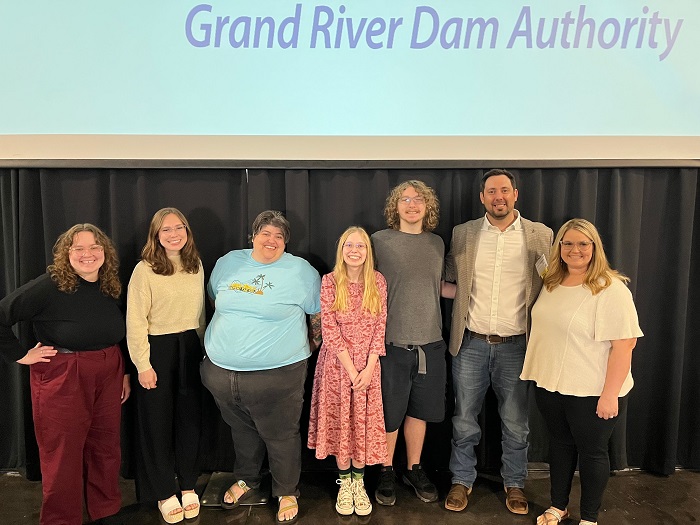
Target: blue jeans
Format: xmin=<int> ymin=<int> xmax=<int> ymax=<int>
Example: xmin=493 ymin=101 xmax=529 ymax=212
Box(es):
xmin=449 ymin=332 xmax=529 ymax=488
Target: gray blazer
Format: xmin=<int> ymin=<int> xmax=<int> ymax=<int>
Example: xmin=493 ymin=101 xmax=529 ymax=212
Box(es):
xmin=444 ymin=216 xmax=553 ymax=357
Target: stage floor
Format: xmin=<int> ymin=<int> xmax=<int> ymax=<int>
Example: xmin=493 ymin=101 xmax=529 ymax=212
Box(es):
xmin=2 ymin=468 xmax=698 ymax=524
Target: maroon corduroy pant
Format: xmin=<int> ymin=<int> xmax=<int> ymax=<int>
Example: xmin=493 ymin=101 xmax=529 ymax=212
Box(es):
xmin=30 ymin=345 xmax=124 ymax=525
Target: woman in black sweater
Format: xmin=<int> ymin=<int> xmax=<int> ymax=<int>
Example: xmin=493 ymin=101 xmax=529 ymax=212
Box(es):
xmin=0 ymin=223 xmax=130 ymax=525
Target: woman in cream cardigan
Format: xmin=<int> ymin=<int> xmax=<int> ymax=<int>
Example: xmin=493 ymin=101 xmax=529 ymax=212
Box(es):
xmin=127 ymin=208 xmax=205 ymax=523
xmin=521 ymin=218 xmax=643 ymax=525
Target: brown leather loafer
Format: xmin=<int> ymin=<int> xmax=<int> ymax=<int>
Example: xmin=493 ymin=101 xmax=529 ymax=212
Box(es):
xmin=505 ymin=486 xmax=529 ymax=515
xmin=444 ymin=484 xmax=471 ymax=512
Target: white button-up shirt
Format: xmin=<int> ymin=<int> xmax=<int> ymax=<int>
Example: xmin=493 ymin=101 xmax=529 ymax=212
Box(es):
xmin=467 ymin=212 xmax=526 ymax=336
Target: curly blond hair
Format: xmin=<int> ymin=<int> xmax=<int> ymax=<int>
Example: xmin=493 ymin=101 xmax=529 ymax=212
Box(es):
xmin=47 ymin=224 xmax=121 ymax=298
xmin=383 ymin=180 xmax=440 ymax=232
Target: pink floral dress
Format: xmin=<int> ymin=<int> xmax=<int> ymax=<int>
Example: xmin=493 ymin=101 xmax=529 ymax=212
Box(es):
xmin=308 ymin=271 xmax=388 ymax=465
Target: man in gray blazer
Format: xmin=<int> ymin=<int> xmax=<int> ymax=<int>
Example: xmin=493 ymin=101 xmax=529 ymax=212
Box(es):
xmin=442 ymin=169 xmax=553 ymax=515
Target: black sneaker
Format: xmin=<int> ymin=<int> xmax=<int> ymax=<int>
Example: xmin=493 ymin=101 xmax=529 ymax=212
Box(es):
xmin=402 ymin=464 xmax=438 ymax=502
xmin=375 ymin=466 xmax=397 ymax=506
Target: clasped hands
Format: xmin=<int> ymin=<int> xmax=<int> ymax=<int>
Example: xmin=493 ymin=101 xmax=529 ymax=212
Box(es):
xmin=350 ymin=367 xmax=373 ymax=391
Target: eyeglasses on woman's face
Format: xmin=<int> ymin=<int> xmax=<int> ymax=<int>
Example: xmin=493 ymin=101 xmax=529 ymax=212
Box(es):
xmin=160 ymin=225 xmax=186 ymax=234
xmin=560 ymin=240 xmax=594 ymax=250
xmin=69 ymin=245 xmax=104 ymax=254
xmin=343 ymin=242 xmax=367 ymax=250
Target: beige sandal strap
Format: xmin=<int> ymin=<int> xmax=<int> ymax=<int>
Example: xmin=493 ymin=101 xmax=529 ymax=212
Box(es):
xmin=544 ymin=508 xmax=568 ymax=522
xmin=225 ymin=480 xmax=250 ymax=504
xmin=158 ymin=495 xmax=183 ymax=516
xmin=278 ymin=496 xmax=298 ymax=514
xmin=182 ymin=492 xmax=199 ymax=506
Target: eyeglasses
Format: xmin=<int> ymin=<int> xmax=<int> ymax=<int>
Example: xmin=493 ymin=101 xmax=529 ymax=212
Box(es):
xmin=69 ymin=245 xmax=104 ymax=254
xmin=399 ymin=196 xmax=425 ymax=205
xmin=161 ymin=225 xmax=186 ymax=234
xmin=560 ymin=241 xmax=594 ymax=250
xmin=343 ymin=242 xmax=367 ymax=250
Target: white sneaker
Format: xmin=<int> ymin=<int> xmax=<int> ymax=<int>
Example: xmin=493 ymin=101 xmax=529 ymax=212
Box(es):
xmin=335 ymin=478 xmax=354 ymax=515
xmin=352 ymin=478 xmax=372 ymax=516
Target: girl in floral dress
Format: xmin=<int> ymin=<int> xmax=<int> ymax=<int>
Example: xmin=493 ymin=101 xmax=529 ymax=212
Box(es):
xmin=308 ymin=226 xmax=388 ymax=516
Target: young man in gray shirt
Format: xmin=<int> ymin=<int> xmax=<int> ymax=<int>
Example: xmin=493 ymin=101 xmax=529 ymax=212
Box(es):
xmin=371 ymin=180 xmax=447 ymax=505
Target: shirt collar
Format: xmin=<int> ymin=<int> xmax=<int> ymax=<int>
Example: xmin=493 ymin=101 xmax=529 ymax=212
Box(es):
xmin=482 ymin=210 xmax=522 ymax=232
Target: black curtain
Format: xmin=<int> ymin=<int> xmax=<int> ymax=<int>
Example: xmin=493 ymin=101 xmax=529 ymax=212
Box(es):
xmin=1 ymin=167 xmax=698 ymax=479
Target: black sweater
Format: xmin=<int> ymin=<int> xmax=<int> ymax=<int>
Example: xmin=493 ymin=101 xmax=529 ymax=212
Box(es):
xmin=0 ymin=273 xmax=127 ymax=363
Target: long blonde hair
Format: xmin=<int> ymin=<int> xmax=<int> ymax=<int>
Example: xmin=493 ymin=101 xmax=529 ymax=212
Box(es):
xmin=48 ymin=223 xmax=121 ymax=298
xmin=331 ymin=227 xmax=382 ymax=316
xmin=544 ymin=218 xmax=629 ymax=295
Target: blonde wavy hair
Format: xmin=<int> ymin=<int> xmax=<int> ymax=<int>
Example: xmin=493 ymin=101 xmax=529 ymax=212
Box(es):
xmin=544 ymin=218 xmax=629 ymax=295
xmin=331 ymin=227 xmax=382 ymax=316
xmin=383 ymin=180 xmax=440 ymax=232
xmin=48 ymin=223 xmax=121 ymax=298
xmin=141 ymin=207 xmax=201 ymax=276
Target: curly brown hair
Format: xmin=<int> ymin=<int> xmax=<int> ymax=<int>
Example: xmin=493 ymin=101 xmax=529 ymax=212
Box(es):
xmin=48 ymin=224 xmax=121 ymax=298
xmin=141 ymin=208 xmax=201 ymax=276
xmin=383 ymin=180 xmax=440 ymax=232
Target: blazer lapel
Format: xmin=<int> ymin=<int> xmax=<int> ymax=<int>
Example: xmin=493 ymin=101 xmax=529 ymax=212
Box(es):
xmin=523 ymin=220 xmax=537 ymax=306
xmin=463 ymin=218 xmax=483 ymax=290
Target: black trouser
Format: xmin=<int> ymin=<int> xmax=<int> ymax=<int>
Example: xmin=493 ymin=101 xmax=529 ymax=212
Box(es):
xmin=200 ymin=358 xmax=307 ymax=498
xmin=135 ymin=330 xmax=203 ymax=502
xmin=535 ymin=387 xmax=626 ymax=523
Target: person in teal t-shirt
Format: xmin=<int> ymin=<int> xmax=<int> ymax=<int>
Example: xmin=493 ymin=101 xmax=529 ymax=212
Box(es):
xmin=201 ymin=210 xmax=321 ymax=525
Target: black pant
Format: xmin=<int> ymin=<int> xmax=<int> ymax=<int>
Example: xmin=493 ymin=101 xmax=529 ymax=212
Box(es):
xmin=200 ymin=358 xmax=307 ymax=498
xmin=535 ymin=387 xmax=626 ymax=523
xmin=135 ymin=330 xmax=203 ymax=502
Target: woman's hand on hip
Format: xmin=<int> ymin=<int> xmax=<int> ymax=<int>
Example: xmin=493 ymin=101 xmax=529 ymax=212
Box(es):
xmin=16 ymin=342 xmax=57 ymax=365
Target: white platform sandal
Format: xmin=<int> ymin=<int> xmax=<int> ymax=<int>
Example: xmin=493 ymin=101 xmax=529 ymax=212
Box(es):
xmin=158 ymin=495 xmax=184 ymax=524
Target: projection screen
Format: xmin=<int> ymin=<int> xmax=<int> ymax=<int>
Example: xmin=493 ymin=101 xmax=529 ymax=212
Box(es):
xmin=1 ymin=0 xmax=698 ymax=165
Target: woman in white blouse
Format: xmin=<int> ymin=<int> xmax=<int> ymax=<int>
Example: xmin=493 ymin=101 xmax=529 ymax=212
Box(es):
xmin=521 ymin=218 xmax=643 ymax=525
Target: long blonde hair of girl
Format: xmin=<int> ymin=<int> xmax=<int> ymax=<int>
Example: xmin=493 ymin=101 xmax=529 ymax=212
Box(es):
xmin=331 ymin=226 xmax=382 ymax=316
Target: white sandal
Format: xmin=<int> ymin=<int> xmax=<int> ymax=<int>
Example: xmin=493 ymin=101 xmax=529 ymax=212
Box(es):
xmin=537 ymin=507 xmax=569 ymax=524
xmin=158 ymin=495 xmax=184 ymax=524
xmin=181 ymin=491 xmax=200 ymax=519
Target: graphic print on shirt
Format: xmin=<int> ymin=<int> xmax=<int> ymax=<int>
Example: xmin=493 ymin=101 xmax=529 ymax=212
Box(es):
xmin=228 ymin=274 xmax=275 ymax=295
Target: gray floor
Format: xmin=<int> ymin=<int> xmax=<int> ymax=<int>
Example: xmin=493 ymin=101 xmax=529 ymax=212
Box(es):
xmin=2 ymin=468 xmax=698 ymax=524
